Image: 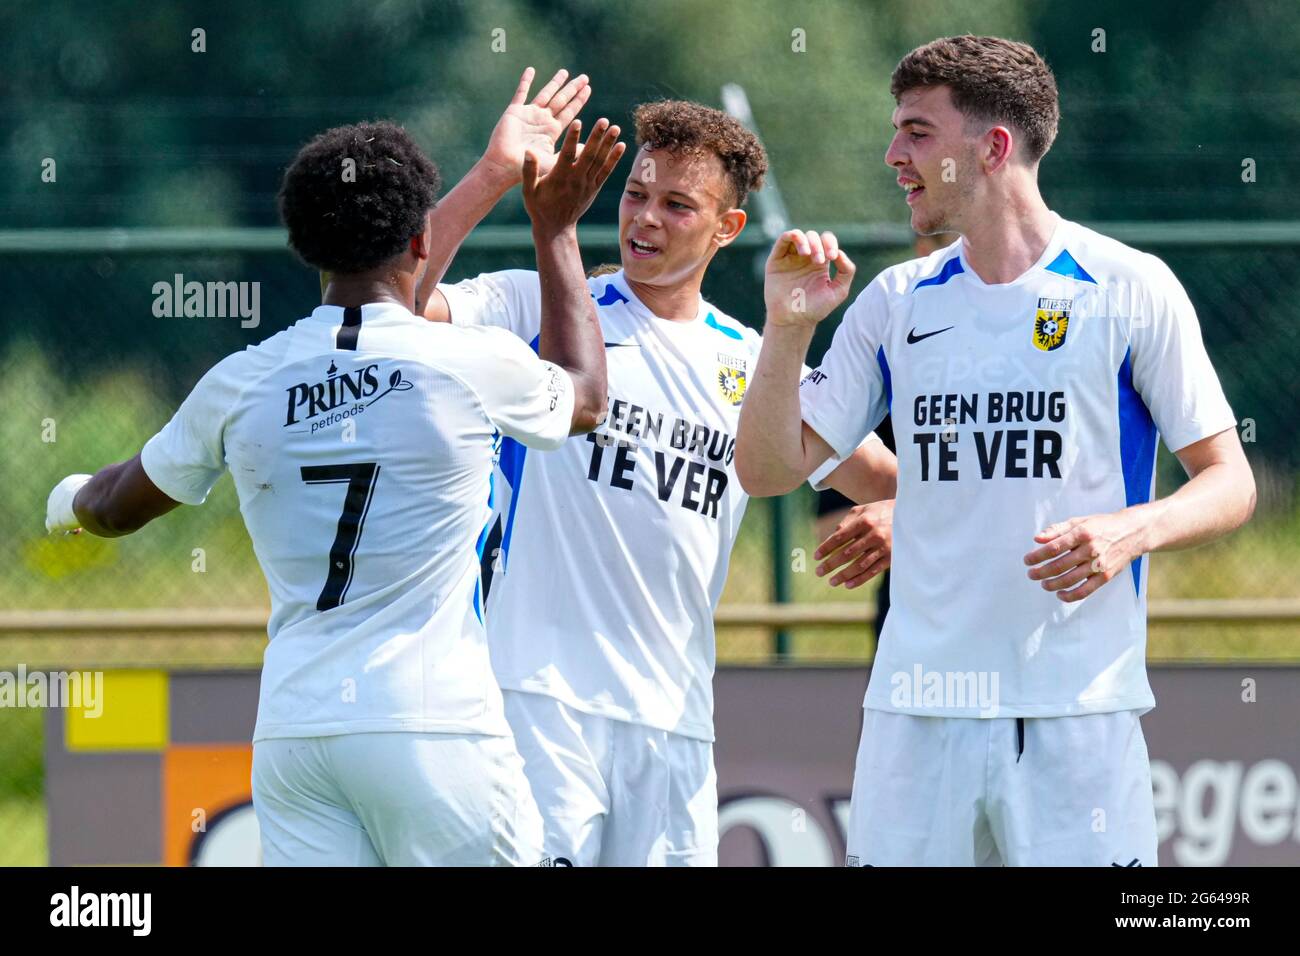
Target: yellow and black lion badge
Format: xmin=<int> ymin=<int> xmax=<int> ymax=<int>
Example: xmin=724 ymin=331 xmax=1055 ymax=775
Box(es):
xmin=716 ymin=353 xmax=748 ymax=406
xmin=1032 ymin=297 xmax=1072 ymax=352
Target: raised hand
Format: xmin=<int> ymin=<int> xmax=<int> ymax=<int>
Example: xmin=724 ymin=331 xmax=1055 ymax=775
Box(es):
xmin=764 ymin=229 xmax=856 ymax=327
xmin=481 ymin=67 xmax=592 ymax=186
xmin=522 ymin=118 xmax=625 ymax=236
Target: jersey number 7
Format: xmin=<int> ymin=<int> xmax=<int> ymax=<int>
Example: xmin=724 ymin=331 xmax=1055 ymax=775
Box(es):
xmin=299 ymin=462 xmax=380 ymax=611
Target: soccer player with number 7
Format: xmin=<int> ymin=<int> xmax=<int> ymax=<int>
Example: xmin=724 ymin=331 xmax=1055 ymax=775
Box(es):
xmin=43 ymin=70 xmax=625 ymax=866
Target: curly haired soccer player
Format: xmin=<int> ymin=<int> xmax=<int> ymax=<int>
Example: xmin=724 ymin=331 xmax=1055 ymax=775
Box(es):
xmin=736 ymin=36 xmax=1256 ymax=866
xmin=420 ymin=99 xmax=899 ymax=866
xmin=45 ymin=70 xmax=626 ymax=866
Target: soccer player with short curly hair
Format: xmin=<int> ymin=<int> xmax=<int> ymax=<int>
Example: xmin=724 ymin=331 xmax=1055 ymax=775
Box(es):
xmin=422 ymin=96 xmax=897 ymax=866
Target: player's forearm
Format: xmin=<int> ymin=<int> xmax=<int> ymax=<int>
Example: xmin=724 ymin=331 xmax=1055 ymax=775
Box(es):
xmin=414 ymin=159 xmax=517 ymax=317
xmin=533 ymin=224 xmax=607 ymax=433
xmin=71 ymin=461 xmax=133 ymax=536
xmin=69 ymin=457 xmax=168 ymax=537
xmin=1131 ymin=457 xmax=1256 ymax=555
xmin=824 ymin=440 xmax=898 ymax=504
xmin=736 ymin=324 xmax=819 ymax=496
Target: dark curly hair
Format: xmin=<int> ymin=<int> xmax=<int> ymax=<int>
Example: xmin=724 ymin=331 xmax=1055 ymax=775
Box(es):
xmin=632 ymin=100 xmax=767 ymax=209
xmin=278 ymin=121 xmax=442 ymax=274
xmin=891 ymin=36 xmax=1059 ymax=162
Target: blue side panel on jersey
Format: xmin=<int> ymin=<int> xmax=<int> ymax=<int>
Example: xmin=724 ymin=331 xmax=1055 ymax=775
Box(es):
xmin=1117 ymin=347 xmax=1158 ymax=594
xmin=472 ymin=455 xmax=497 ymax=624
xmin=498 ymin=334 xmax=541 ymax=571
xmin=499 ymin=443 xmax=527 ymax=570
xmin=913 ymin=255 xmax=964 ymax=291
xmin=499 ymin=435 xmax=526 ymax=491
xmin=596 ymin=283 xmax=628 ymax=306
xmin=1045 ymin=249 xmax=1098 ymax=285
xmin=876 ymin=345 xmax=893 ymax=411
xmin=704 ymin=311 xmax=744 ymax=340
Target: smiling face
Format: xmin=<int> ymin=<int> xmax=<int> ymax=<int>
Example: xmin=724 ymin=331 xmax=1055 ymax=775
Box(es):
xmin=884 ymin=85 xmax=982 ymax=236
xmin=618 ymin=146 xmax=745 ymax=288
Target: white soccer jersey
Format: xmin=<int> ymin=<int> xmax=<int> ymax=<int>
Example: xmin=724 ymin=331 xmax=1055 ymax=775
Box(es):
xmin=800 ymin=214 xmax=1237 ymax=718
xmin=440 ymin=269 xmax=851 ymax=741
xmin=140 ymin=302 xmax=575 ymax=741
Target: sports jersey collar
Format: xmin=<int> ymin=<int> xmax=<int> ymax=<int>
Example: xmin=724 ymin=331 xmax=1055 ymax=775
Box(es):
xmin=953 ymin=211 xmax=1068 ymax=290
xmin=309 ymin=301 xmax=421 ymax=324
xmin=604 ymin=270 xmax=711 ymax=326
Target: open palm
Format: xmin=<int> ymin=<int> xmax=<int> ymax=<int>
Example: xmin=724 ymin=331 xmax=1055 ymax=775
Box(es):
xmin=482 ymin=68 xmax=591 ymax=185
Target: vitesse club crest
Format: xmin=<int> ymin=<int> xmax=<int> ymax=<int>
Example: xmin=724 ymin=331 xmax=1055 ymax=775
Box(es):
xmin=1032 ymin=297 xmax=1073 ymax=352
xmin=716 ymin=352 xmax=748 ymax=406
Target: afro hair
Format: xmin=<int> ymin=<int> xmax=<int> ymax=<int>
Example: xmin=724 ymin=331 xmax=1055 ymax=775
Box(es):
xmin=278 ymin=120 xmax=442 ymax=275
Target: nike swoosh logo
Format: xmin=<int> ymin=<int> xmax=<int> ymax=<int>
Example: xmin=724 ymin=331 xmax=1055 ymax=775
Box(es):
xmin=906 ymin=326 xmax=953 ymax=344
xmin=603 ymin=342 xmax=640 ymax=348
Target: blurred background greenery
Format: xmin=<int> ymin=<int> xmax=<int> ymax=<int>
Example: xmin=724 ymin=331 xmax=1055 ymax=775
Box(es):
xmin=1 ymin=0 xmax=1298 ymax=864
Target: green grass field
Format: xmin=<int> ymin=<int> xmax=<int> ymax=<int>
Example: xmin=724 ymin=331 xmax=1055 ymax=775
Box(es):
xmin=0 ymin=707 xmax=44 ymax=866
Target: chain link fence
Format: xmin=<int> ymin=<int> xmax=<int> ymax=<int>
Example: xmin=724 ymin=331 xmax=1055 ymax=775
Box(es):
xmin=1 ymin=227 xmax=1298 ymax=863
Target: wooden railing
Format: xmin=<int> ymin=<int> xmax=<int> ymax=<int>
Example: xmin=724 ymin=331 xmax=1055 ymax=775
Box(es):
xmin=2 ymin=600 xmax=1298 ymax=635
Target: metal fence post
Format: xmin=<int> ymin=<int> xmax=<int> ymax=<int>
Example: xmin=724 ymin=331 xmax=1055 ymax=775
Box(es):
xmin=722 ymin=83 xmax=800 ymax=662
xmin=771 ymin=496 xmax=793 ymax=660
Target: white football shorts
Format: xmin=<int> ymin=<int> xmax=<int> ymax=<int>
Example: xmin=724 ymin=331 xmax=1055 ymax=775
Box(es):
xmin=504 ymin=689 xmax=718 ymax=866
xmin=251 ymin=731 xmax=544 ymax=866
xmin=845 ymin=708 xmax=1159 ymax=866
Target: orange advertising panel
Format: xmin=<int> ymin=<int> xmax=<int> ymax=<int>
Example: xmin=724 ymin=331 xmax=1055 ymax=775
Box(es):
xmin=163 ymin=745 xmax=254 ymax=867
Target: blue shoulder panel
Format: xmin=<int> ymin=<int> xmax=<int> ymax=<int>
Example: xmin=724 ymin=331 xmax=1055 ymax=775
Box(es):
xmin=595 ymin=283 xmax=628 ymax=306
xmin=913 ymin=255 xmax=965 ymax=291
xmin=704 ymin=311 xmax=745 ymax=340
xmin=1044 ymin=249 xmax=1098 ymax=284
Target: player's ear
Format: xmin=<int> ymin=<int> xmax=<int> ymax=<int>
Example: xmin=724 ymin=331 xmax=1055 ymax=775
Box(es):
xmin=408 ymin=209 xmax=434 ymax=260
xmin=409 ymin=234 xmax=429 ymax=260
xmin=983 ymin=126 xmax=1014 ymax=174
xmin=713 ymin=208 xmax=746 ymax=249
